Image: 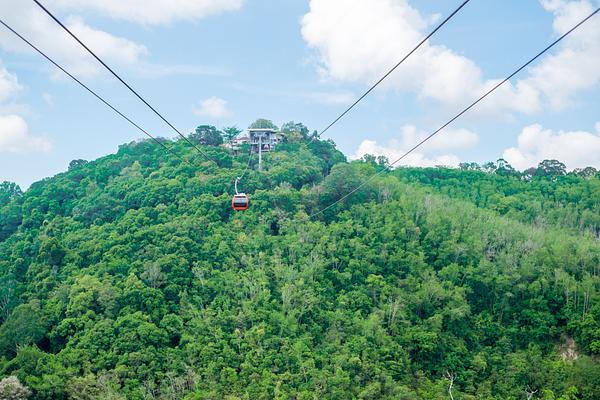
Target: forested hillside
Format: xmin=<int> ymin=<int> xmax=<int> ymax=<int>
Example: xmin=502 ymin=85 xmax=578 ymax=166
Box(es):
xmin=0 ymin=132 xmax=599 ymax=399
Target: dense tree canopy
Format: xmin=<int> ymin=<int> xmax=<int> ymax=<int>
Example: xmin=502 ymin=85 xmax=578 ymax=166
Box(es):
xmin=222 ymin=126 xmax=243 ymax=144
xmin=190 ymin=125 xmax=224 ymax=147
xmin=0 ymin=182 xmax=21 ymax=208
xmin=249 ymin=119 xmax=278 ymax=130
xmin=0 ymin=133 xmax=598 ymax=399
xmin=281 ymin=121 xmax=309 ymax=143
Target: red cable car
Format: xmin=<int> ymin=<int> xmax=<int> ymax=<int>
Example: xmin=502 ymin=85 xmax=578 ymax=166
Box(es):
xmin=232 ymin=194 xmax=249 ymax=211
xmin=232 ymin=177 xmax=249 ymax=211
xmin=232 ymin=193 xmax=249 ymax=211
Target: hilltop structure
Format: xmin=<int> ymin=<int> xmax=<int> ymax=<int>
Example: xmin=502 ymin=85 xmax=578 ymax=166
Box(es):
xmin=227 ymin=128 xmax=284 ymax=171
xmin=231 ymin=128 xmax=283 ymax=152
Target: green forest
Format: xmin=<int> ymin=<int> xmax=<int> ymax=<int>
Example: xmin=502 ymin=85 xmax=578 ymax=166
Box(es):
xmin=0 ymin=123 xmax=599 ymax=399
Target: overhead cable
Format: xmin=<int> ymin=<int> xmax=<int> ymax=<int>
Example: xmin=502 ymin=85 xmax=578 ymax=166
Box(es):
xmin=32 ymin=0 xmax=218 ymax=166
xmin=314 ymin=0 xmax=472 ymax=141
xmin=0 ymin=18 xmax=189 ymax=165
xmin=311 ymin=6 xmax=600 ymax=218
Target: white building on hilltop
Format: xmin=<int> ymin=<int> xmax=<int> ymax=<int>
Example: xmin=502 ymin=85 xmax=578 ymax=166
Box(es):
xmin=230 ymin=128 xmax=283 ymax=153
xmin=248 ymin=128 xmax=283 ymax=152
xmin=226 ymin=127 xmax=283 ymax=171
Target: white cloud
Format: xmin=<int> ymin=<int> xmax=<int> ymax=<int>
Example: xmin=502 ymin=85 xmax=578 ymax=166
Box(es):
xmin=301 ymin=0 xmax=532 ymax=108
xmin=301 ymin=0 xmax=600 ymax=114
xmin=523 ymin=0 xmax=600 ymax=109
xmin=0 ymin=115 xmax=51 ymax=153
xmin=0 ymin=64 xmax=48 ymax=153
xmin=0 ymin=66 xmax=21 ymax=102
xmin=66 ymin=16 xmax=147 ymax=65
xmin=351 ymin=124 xmax=479 ymax=167
xmin=0 ymin=1 xmax=147 ymax=77
xmin=0 ymin=65 xmax=28 ymax=115
xmin=353 ymin=139 xmax=462 ymax=167
xmin=47 ymin=0 xmax=244 ymax=25
xmin=503 ymin=123 xmax=600 ymax=170
xmin=193 ymin=96 xmax=232 ymax=119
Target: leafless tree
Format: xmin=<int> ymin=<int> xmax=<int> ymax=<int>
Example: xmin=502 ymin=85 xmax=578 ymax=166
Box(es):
xmin=141 ymin=262 xmax=165 ymax=289
xmin=525 ymin=386 xmax=538 ymax=400
xmin=386 ymin=296 xmax=402 ymax=329
xmin=0 ymin=376 xmax=31 ymax=400
xmin=445 ymin=371 xmax=455 ymax=400
xmin=0 ymin=291 xmax=12 ymax=321
xmin=141 ymin=379 xmax=156 ymax=400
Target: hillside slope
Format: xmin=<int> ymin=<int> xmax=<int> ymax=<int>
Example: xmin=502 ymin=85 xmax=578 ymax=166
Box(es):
xmin=0 ymin=139 xmax=599 ymax=399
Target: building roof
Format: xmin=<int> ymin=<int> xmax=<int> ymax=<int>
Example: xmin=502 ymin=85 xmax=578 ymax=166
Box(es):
xmin=248 ymin=128 xmax=278 ymax=133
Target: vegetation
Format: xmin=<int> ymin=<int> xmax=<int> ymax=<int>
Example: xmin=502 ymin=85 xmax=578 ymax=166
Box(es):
xmin=0 ymin=128 xmax=598 ymax=399
xmin=189 ymin=125 xmax=224 ymax=147
xmin=249 ymin=119 xmax=278 ymax=130
xmin=222 ymin=127 xmax=243 ymax=145
xmin=0 ymin=376 xmax=31 ymax=400
xmin=395 ymin=159 xmax=600 ymax=236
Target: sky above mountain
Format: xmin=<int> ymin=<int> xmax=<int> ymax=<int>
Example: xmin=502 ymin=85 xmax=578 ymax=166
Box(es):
xmin=1 ymin=0 xmax=599 ymax=188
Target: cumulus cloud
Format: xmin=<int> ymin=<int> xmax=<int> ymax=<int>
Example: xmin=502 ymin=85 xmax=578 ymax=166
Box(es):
xmin=351 ymin=124 xmax=479 ymax=167
xmin=0 ymin=66 xmax=21 ymax=102
xmin=66 ymin=16 xmax=148 ymax=65
xmin=503 ymin=123 xmax=600 ymax=170
xmin=301 ymin=0 xmax=600 ymax=114
xmin=301 ymin=0 xmax=484 ymax=104
xmin=0 ymin=1 xmax=147 ymax=77
xmin=47 ymin=0 xmax=244 ymax=25
xmin=0 ymin=65 xmax=51 ymax=153
xmin=193 ymin=96 xmax=232 ymax=119
xmin=0 ymin=115 xmax=51 ymax=153
xmin=524 ymin=0 xmax=600 ymax=109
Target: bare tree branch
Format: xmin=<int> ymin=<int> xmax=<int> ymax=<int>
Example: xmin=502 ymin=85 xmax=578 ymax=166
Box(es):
xmin=526 ymin=386 xmax=538 ymax=400
xmin=445 ymin=371 xmax=455 ymax=400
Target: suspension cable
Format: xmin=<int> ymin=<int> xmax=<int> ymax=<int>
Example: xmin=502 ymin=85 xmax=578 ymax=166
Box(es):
xmin=32 ymin=0 xmax=218 ymax=166
xmin=310 ymin=6 xmax=600 ymax=218
xmin=0 ymin=18 xmax=191 ymax=166
xmin=238 ymin=148 xmax=254 ymax=182
xmin=312 ymin=0 xmax=472 ymax=141
xmin=233 ymin=145 xmax=254 ymax=195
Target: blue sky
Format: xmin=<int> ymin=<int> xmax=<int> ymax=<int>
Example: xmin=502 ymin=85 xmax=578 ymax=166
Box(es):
xmin=1 ymin=0 xmax=599 ymax=188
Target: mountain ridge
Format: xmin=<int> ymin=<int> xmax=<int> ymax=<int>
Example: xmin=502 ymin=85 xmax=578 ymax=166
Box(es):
xmin=0 ymin=137 xmax=599 ymax=399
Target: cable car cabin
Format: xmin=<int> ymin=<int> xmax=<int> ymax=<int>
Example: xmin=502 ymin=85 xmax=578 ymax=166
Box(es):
xmin=232 ymin=194 xmax=249 ymax=211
